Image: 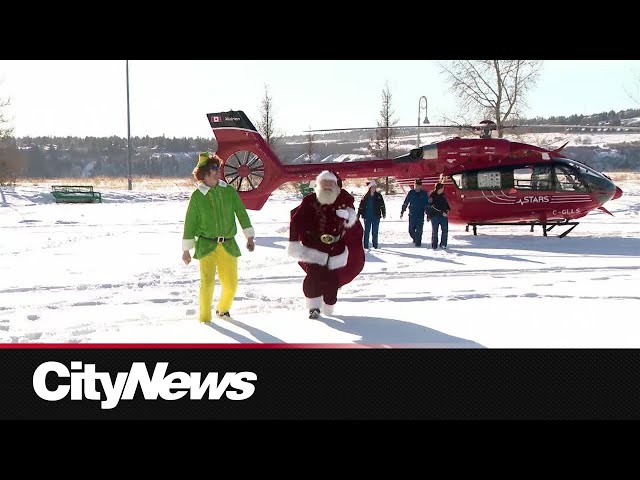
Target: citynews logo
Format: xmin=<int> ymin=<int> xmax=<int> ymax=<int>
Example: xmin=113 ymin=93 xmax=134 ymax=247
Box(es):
xmin=33 ymin=361 xmax=257 ymax=410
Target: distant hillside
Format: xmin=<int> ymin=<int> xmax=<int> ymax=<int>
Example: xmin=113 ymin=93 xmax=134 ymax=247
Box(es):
xmin=518 ymin=108 xmax=640 ymax=127
xmin=2 ymin=106 xmax=640 ymax=181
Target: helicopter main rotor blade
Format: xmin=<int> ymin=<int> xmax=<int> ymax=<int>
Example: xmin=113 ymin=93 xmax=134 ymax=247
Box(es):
xmin=304 ymin=123 xmax=640 ymax=133
xmin=502 ymin=123 xmax=640 ymax=130
xmin=303 ymin=124 xmax=472 ymax=133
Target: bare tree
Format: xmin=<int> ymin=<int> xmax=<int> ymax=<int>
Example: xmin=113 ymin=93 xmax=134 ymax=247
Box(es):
xmin=292 ymin=126 xmax=317 ymax=195
xmin=257 ymin=83 xmax=280 ymax=147
xmin=439 ymin=60 xmax=543 ymax=137
xmin=368 ymin=82 xmax=399 ymax=194
xmin=624 ymin=71 xmax=640 ymax=106
xmin=0 ymin=95 xmax=19 ymax=185
xmin=0 ymin=96 xmax=12 ymax=141
xmin=305 ymin=126 xmax=315 ymax=163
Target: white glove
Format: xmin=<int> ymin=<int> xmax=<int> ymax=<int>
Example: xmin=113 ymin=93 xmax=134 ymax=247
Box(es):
xmin=336 ymin=209 xmax=349 ymax=219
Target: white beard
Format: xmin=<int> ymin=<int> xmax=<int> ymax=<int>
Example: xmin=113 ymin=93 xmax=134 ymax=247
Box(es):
xmin=315 ymin=185 xmax=339 ymax=205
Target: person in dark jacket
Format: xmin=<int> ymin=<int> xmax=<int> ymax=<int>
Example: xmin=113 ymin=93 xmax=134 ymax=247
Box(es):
xmin=357 ymin=181 xmax=386 ymax=249
xmin=428 ymin=182 xmax=451 ymax=250
xmin=400 ymin=179 xmax=430 ymax=247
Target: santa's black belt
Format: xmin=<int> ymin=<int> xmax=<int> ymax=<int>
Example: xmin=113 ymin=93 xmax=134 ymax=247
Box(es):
xmin=200 ymin=235 xmax=233 ymax=243
xmin=319 ymin=233 xmax=342 ymax=244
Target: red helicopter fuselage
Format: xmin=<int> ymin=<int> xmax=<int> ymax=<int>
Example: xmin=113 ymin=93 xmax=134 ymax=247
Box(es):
xmin=394 ymin=137 xmax=623 ymax=225
xmin=207 ymin=111 xmax=623 ymax=230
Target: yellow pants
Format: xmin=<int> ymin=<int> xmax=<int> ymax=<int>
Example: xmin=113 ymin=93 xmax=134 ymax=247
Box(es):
xmin=199 ymin=246 xmax=238 ymax=322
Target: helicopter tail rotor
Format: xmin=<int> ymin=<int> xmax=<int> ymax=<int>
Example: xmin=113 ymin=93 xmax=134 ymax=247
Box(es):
xmin=206 ymin=111 xmax=287 ymax=210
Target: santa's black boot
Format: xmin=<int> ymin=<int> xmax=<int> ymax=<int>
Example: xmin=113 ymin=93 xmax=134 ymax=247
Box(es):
xmin=306 ymin=296 xmax=322 ymax=320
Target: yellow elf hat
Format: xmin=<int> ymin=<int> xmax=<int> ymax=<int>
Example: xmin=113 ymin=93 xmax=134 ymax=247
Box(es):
xmin=197 ymin=151 xmax=211 ymax=168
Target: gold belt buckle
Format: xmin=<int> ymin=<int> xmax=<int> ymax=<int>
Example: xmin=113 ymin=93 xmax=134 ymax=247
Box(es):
xmin=320 ymin=234 xmax=335 ymax=244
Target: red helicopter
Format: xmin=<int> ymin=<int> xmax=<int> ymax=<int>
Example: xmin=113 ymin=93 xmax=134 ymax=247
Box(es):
xmin=205 ymin=111 xmax=626 ymax=238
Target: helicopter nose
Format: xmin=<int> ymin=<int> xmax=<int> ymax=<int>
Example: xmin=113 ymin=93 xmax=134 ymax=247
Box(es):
xmin=613 ymin=186 xmax=623 ymax=200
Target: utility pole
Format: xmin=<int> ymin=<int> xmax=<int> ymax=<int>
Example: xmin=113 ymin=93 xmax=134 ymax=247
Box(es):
xmin=126 ymin=60 xmax=132 ymax=190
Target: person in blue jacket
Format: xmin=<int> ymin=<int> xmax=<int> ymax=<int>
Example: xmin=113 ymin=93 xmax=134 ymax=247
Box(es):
xmin=400 ymin=179 xmax=430 ymax=247
xmin=357 ymin=181 xmax=386 ymax=249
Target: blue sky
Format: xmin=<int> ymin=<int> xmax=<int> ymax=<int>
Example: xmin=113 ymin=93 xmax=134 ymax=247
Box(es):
xmin=1 ymin=60 xmax=639 ymax=139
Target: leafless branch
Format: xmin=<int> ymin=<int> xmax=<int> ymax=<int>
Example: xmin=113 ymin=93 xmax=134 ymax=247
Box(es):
xmin=305 ymin=127 xmax=315 ymax=163
xmin=257 ymin=84 xmax=281 ymax=147
xmin=440 ymin=60 xmax=543 ymax=137
xmin=0 ymin=96 xmax=14 ymax=143
xmin=624 ymin=71 xmax=640 ymax=106
xmin=369 ymin=82 xmax=399 ymax=194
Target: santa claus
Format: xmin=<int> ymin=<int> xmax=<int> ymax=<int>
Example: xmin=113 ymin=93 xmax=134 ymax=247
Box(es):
xmin=287 ymin=170 xmax=365 ymax=319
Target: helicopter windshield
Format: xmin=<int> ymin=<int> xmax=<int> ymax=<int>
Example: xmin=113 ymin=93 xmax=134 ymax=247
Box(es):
xmin=553 ymin=158 xmax=613 ymax=193
xmin=553 ymin=164 xmax=587 ymax=192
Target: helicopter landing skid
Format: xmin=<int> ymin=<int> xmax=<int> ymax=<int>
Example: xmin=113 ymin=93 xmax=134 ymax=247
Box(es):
xmin=466 ymin=220 xmax=580 ymax=238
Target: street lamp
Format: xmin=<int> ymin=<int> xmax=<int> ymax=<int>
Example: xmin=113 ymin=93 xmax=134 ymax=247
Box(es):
xmin=417 ymin=96 xmax=430 ymax=147
xmin=126 ymin=60 xmax=132 ymax=190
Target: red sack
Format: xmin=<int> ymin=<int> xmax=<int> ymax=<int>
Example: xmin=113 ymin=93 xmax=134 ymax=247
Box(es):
xmin=337 ymin=218 xmax=364 ymax=287
xmin=289 ymin=205 xmax=365 ymax=288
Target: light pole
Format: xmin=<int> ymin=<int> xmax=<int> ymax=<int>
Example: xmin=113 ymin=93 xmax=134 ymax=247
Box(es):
xmin=126 ymin=60 xmax=132 ymax=190
xmin=417 ymin=96 xmax=430 ymax=147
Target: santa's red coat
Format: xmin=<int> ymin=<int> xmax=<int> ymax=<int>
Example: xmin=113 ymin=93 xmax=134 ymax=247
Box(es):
xmin=289 ymin=190 xmax=365 ymax=288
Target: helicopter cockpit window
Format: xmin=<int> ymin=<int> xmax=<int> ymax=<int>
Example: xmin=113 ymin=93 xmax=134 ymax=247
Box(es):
xmin=554 ymin=165 xmax=588 ymax=192
xmin=579 ymin=169 xmax=611 ymax=192
xmin=554 ymin=158 xmax=612 ymax=192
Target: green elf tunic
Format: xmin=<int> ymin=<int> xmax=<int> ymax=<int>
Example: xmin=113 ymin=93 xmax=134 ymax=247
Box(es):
xmin=182 ymin=181 xmax=255 ymax=259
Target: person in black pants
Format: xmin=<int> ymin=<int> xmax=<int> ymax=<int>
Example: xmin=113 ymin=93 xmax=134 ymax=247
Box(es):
xmin=357 ymin=181 xmax=386 ymax=249
xmin=428 ymin=182 xmax=451 ymax=250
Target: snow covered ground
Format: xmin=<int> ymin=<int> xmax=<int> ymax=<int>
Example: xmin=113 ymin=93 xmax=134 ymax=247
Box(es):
xmin=1 ymin=180 xmax=638 ymax=347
